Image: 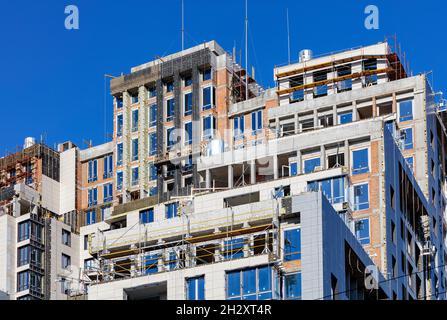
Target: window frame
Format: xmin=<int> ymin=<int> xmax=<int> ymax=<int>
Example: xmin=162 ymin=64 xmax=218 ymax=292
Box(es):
xmin=351 ymin=147 xmax=370 ymax=175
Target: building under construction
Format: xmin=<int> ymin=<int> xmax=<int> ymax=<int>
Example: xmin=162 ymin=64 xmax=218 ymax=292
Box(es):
xmin=1 ymin=39 xmax=447 ymax=300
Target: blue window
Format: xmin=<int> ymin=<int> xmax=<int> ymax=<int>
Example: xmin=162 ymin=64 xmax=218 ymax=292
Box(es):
xmin=117 ymin=143 xmax=123 ymax=166
xmin=166 ymin=202 xmax=179 ymax=219
xmin=405 ymin=156 xmax=414 ymax=170
xmin=17 ymin=271 xmax=30 ymax=292
xmin=166 ymin=98 xmax=175 ymax=121
xmin=203 ymin=116 xmax=216 ymax=140
xmin=292 ymin=90 xmax=304 ymax=102
xmin=185 ymin=122 xmax=192 ymax=145
xmin=131 ymin=138 xmax=139 ymax=161
xmin=183 ymin=156 xmax=193 ymax=171
xmin=308 ymin=177 xmax=345 ymax=204
xmin=226 ymin=266 xmax=273 ymax=300
xmin=131 ymin=109 xmax=139 ymax=132
xmin=149 ymin=163 xmax=157 ymax=181
xmin=149 ymin=133 xmax=157 ymax=156
xmin=234 ymin=115 xmax=245 ymax=140
xmin=166 ymin=81 xmax=174 ymax=93
xmin=290 ymin=162 xmax=298 ymax=176
xmin=352 ymin=148 xmax=369 ymax=175
xmin=303 ymin=157 xmax=320 ymax=174
xmin=131 ymin=94 xmax=139 ymax=104
xmin=184 ymin=92 xmax=192 ymax=116
xmin=338 ymin=112 xmax=353 ymax=124
xmin=355 ymin=218 xmax=370 ymax=245
xmin=167 ymin=127 xmax=176 ymax=150
xmin=144 ymin=254 xmax=159 ymax=274
xmin=167 ymin=251 xmax=177 ymax=270
xmin=251 ymin=110 xmax=263 ymax=135
xmin=354 ymin=183 xmax=369 ymax=211
xmin=148 ymin=87 xmax=157 ymax=98
xmin=284 ymin=228 xmax=301 ymax=261
xmin=62 ymin=254 xmax=71 ymax=270
xmin=88 ymin=188 xmax=97 ymax=207
xmin=116 ymin=97 xmax=123 ymax=109
xmin=149 ymin=186 xmax=158 ymax=196
xmin=139 ymin=208 xmax=154 ymax=224
xmin=88 ymin=160 xmax=98 ymax=182
xmin=117 ymin=171 xmax=123 ymax=191
xmin=400 ymin=128 xmax=413 ymax=150
xmin=284 ymin=273 xmax=302 ymax=300
xmin=103 ymin=155 xmax=113 ymax=179
xmin=86 ymin=210 xmax=96 ymax=225
xmin=103 ymin=183 xmax=113 ymax=203
xmin=18 ymin=221 xmax=30 ymax=242
xmin=187 ymin=276 xmax=205 ymax=300
xmin=18 ymin=246 xmax=30 ymax=267
xmin=131 ymin=167 xmax=139 ymax=186
xmin=149 ymin=104 xmax=157 ymax=127
xmin=101 ymin=206 xmax=110 ymax=221
xmin=399 ymin=100 xmax=413 ymax=122
xmin=116 ymin=114 xmax=123 ymax=137
xmin=184 ymin=75 xmax=193 ymax=87
xmin=203 ymin=68 xmax=212 ymax=81
xmin=223 ymin=238 xmax=245 ymax=260
xmin=202 ymin=87 xmax=214 ymax=110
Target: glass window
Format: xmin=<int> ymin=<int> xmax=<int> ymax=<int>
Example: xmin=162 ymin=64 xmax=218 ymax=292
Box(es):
xmin=166 ymin=98 xmax=175 ymax=121
xmin=86 ymin=210 xmax=96 ymax=225
xmin=290 ymin=162 xmax=298 ymax=176
xmin=202 ymin=87 xmax=214 ymax=110
xmin=184 ymin=75 xmax=193 ymax=87
xmin=284 ymin=273 xmax=302 ymax=300
xmin=149 ymin=163 xmax=157 ymax=181
xmin=226 ymin=266 xmax=273 ymax=300
xmin=131 ymin=138 xmax=139 ymax=161
xmin=84 ymin=258 xmax=94 ymax=271
xmin=399 ymin=100 xmax=413 ymax=122
xmin=139 ymin=208 xmax=154 ymax=224
xmin=167 ymin=127 xmax=176 ymax=150
xmin=356 ymin=218 xmax=370 ymax=245
xmin=104 ymin=155 xmax=113 ymax=179
xmin=400 ymin=128 xmax=413 ymax=150
xmin=18 ymin=221 xmax=31 ymax=242
xmin=88 ymin=188 xmax=97 ymax=207
xmin=166 ymin=81 xmax=174 ymax=93
xmin=116 ymin=114 xmax=123 ymax=137
xmin=18 ymin=246 xmax=30 ymax=267
xmin=251 ymin=110 xmax=263 ymax=135
xmin=148 ymin=87 xmax=157 ymax=98
xmin=84 ymin=235 xmax=89 ymax=250
xmin=167 ymin=251 xmax=177 ymax=270
xmin=187 ymin=276 xmax=205 ymax=300
xmin=116 ymin=97 xmax=123 ymax=109
xmin=405 ymin=156 xmax=414 ymax=171
xmin=185 ymin=122 xmax=192 ymax=145
xmin=131 ymin=109 xmax=139 ymax=132
xmin=223 ymin=238 xmax=244 ymax=260
xmin=284 ymin=228 xmax=301 ymax=261
xmin=203 ymin=68 xmax=212 ymax=81
xmin=131 ymin=167 xmax=139 ymax=186
xmin=149 ymin=104 xmax=157 ymax=127
xmin=303 ymin=157 xmax=321 ymax=174
xmin=103 ymin=183 xmax=113 ymax=203
xmin=62 ymin=229 xmax=71 ymax=247
xmin=352 ymin=148 xmax=369 ymax=175
xmin=354 ymin=183 xmax=369 ymax=211
xmin=116 ymin=171 xmax=123 ymax=191
xmin=203 ymin=116 xmax=216 ymax=140
xmin=184 ymin=92 xmax=193 ymax=115
xmin=234 ymin=115 xmax=245 ymax=140
xmin=338 ymin=112 xmax=353 ymax=124
xmin=62 ymin=254 xmax=71 ymax=269
xmin=88 ymin=159 xmax=98 ymax=182
xmin=149 ymin=133 xmax=157 ymax=156
xmin=131 ymin=94 xmax=139 ymax=104
xmin=144 ymin=254 xmax=159 ymax=274
xmin=308 ymin=177 xmax=345 ymax=204
xmin=166 ymin=202 xmax=179 ymax=219
xmin=17 ymin=271 xmax=30 ymax=292
xmin=117 ymin=143 xmax=123 ymax=166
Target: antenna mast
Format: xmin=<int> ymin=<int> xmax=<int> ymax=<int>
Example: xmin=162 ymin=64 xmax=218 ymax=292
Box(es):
xmin=245 ymin=0 xmax=249 ymax=101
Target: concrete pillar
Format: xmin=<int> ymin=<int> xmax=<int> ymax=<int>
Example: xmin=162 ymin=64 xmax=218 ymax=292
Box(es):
xmin=296 ymin=150 xmax=302 ymax=175
xmin=250 ymin=160 xmax=256 ymax=185
xmin=372 ymin=97 xmax=377 ymax=118
xmin=214 ymin=239 xmax=222 ymax=262
xmin=320 ymin=145 xmax=326 ymax=170
xmin=333 ymin=105 xmax=338 ymax=125
xmin=352 ymin=101 xmax=358 ymax=121
xmin=205 ymin=169 xmax=211 ymax=189
xmin=392 ymin=92 xmax=397 ymax=114
xmin=273 ymin=155 xmax=279 ymax=179
xmin=294 ymin=113 xmax=299 ymax=134
xmin=313 ymin=109 xmax=318 ymax=129
xmin=228 ymin=165 xmax=233 ymax=188
xmin=344 ymin=140 xmax=350 ymax=170
xmin=275 ymin=117 xmax=280 ymax=137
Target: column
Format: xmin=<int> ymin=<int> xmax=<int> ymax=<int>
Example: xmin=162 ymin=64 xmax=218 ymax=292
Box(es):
xmin=352 ymin=101 xmax=358 ymax=121
xmin=344 ymin=140 xmax=350 ymax=170
xmin=250 ymin=160 xmax=256 ymax=185
xmin=320 ymin=145 xmax=326 ymax=170
xmin=205 ymin=169 xmax=211 ymax=189
xmin=273 ymin=154 xmax=279 ymax=179
xmin=228 ymin=165 xmax=234 ymax=188
xmin=294 ymin=113 xmax=299 ymax=134
xmin=296 ymin=150 xmax=302 ymax=175
xmin=333 ymin=105 xmax=338 ymax=125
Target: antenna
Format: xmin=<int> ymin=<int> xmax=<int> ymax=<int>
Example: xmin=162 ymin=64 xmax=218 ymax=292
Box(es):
xmin=181 ymin=0 xmax=185 ymax=51
xmin=286 ymin=8 xmax=291 ymax=65
xmin=245 ymin=0 xmax=249 ymax=101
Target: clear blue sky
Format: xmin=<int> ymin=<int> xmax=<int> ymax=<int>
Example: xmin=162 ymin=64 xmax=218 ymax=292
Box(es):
xmin=0 ymin=0 xmax=445 ymax=154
